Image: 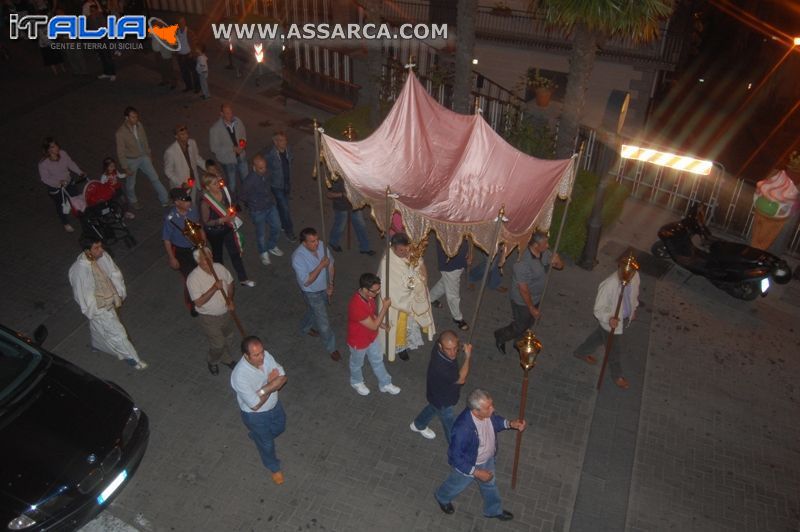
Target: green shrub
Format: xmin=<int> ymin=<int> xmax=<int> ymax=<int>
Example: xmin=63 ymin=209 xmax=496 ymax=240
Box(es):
xmin=550 ymin=171 xmax=630 ymax=261
xmin=324 ymin=106 xmax=374 ymax=141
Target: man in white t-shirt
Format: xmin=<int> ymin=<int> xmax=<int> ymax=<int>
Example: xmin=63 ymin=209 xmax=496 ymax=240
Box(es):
xmin=187 ymin=247 xmax=238 ymax=375
xmin=231 ymin=335 xmax=288 ymax=485
xmin=434 ymin=389 xmax=525 ymax=521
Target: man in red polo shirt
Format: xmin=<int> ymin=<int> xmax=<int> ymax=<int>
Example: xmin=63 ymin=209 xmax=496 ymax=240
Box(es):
xmin=347 ymin=273 xmax=400 ymax=396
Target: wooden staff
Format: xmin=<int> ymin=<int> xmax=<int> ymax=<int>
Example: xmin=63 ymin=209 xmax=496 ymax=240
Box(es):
xmin=313 ymin=119 xmax=332 ymax=301
xmin=596 ymin=252 xmax=639 ymax=390
xmin=467 ymin=206 xmax=505 ymax=344
xmin=511 ymin=330 xmax=542 ymax=490
xmin=182 ymin=219 xmax=246 ymax=336
xmin=384 ymin=186 xmax=394 ymax=362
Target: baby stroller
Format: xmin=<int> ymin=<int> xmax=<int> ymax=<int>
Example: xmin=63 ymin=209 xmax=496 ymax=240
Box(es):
xmin=74 ymin=179 xmax=137 ymax=248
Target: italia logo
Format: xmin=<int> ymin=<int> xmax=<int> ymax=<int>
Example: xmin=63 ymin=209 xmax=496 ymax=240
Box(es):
xmin=8 ymin=14 xmax=182 ymax=52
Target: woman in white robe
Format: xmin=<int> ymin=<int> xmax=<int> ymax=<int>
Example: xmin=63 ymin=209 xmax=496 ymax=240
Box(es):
xmin=68 ymin=239 xmax=147 ymax=369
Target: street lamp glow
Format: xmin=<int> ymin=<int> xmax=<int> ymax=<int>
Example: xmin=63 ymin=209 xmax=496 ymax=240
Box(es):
xmin=472 ymin=58 xmax=478 ymax=65
xmin=254 ymin=43 xmax=264 ymax=63
xmin=794 ymin=37 xmax=800 ymax=46
xmin=621 ymin=144 xmax=713 ymax=175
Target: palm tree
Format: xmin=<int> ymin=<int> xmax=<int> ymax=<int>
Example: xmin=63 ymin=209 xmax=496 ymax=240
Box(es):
xmin=531 ymin=0 xmax=675 ymax=158
xmin=453 ymin=0 xmax=478 ymax=114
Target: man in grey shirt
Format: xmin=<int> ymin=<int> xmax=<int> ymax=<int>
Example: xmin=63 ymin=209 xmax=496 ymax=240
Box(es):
xmin=493 ymin=231 xmax=563 ymax=353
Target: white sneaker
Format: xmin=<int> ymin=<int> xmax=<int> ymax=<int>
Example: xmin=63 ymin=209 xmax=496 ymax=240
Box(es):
xmin=409 ymin=422 xmax=436 ymax=439
xmin=351 ymin=382 xmax=370 ymax=396
xmin=134 ymin=360 xmax=148 ymax=370
xmin=268 ymin=246 xmax=284 ymax=257
xmin=63 ymin=224 xmax=74 ymax=233
xmin=98 ymin=74 xmax=110 ymax=79
xmin=260 ymin=252 xmax=271 ymax=265
xmin=108 ymin=75 xmax=116 ymax=81
xmin=240 ymin=280 xmax=256 ymax=287
xmin=379 ymin=383 xmax=401 ymax=395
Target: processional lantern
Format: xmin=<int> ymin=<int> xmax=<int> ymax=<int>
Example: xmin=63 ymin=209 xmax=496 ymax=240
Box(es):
xmin=515 ymin=330 xmax=542 ymax=371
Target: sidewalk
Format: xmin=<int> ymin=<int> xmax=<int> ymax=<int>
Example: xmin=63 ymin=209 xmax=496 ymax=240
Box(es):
xmin=1 ymin=32 xmax=797 ymax=532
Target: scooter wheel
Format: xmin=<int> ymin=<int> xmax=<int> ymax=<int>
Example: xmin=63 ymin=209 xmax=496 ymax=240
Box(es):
xmin=725 ymin=281 xmax=759 ymax=301
xmin=651 ymin=241 xmax=670 ymax=259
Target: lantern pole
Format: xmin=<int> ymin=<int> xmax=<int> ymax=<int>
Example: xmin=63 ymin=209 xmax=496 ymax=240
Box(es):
xmin=511 ymin=330 xmax=542 ymax=490
xmin=384 ymin=186 xmax=395 ymax=361
xmin=467 ymin=206 xmax=506 ymax=345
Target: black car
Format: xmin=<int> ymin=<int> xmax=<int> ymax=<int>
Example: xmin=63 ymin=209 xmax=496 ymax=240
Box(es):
xmin=0 ymin=324 xmax=149 ymax=531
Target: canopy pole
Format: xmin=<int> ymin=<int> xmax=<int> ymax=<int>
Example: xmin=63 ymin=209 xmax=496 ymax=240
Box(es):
xmin=314 ymin=119 xmax=331 ymax=301
xmin=533 ymin=145 xmax=583 ymax=330
xmin=384 ymin=186 xmax=394 ymax=362
xmin=467 ymin=206 xmax=506 ymax=345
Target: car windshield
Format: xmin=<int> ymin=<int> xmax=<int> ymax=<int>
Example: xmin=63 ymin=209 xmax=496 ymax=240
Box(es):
xmin=0 ymin=328 xmax=44 ymax=403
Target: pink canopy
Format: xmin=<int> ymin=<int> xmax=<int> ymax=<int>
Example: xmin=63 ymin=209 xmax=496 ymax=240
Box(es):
xmin=319 ymin=71 xmax=576 ymax=256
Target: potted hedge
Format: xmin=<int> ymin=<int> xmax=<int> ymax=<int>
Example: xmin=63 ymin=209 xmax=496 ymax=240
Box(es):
xmin=526 ymin=68 xmax=557 ymax=107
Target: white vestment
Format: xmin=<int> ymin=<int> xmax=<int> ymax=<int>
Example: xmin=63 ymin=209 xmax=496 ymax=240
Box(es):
xmin=377 ymin=249 xmax=435 ymax=359
xmin=68 ymin=252 xmax=140 ymax=361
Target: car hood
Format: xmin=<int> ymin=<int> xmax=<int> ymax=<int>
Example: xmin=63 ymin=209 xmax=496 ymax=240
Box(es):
xmin=0 ymin=355 xmax=134 ymax=518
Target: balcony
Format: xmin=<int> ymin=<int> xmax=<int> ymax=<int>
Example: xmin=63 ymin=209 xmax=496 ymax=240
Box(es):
xmin=374 ymin=1 xmax=687 ymax=70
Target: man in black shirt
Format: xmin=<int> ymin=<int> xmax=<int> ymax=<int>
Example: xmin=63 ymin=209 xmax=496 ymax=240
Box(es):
xmin=410 ymin=330 xmax=472 ymax=443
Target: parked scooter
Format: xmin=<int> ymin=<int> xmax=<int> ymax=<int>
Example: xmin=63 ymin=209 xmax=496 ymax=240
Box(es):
xmin=651 ymin=204 xmax=791 ymax=300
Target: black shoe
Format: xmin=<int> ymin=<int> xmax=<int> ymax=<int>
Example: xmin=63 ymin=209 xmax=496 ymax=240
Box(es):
xmin=223 ymin=360 xmax=237 ymax=370
xmin=286 ymin=233 xmax=298 ymax=243
xmin=398 ymin=349 xmax=409 ymax=361
xmin=330 ymin=245 xmax=343 ymax=252
xmin=453 ymin=319 xmax=469 ymax=331
xmin=436 ymin=499 xmax=454 ymax=515
xmin=190 ymin=307 xmax=199 ymax=318
xmin=487 ymin=510 xmax=513 ymax=521
xmin=494 ymin=332 xmax=506 ymax=354
xmin=360 ymin=250 xmax=376 ymax=256
xmin=432 ymin=300 xmax=443 ymax=309
xmin=207 ymin=363 xmax=219 ymax=375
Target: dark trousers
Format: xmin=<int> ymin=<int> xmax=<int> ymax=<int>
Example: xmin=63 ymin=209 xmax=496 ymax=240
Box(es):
xmin=177 ymin=53 xmax=198 ymax=91
xmin=494 ymin=301 xmax=535 ymax=344
xmin=574 ymin=325 xmax=624 ymax=380
xmin=173 ymin=245 xmax=196 ymax=309
xmin=206 ymin=227 xmax=247 ymax=282
xmin=97 ymin=47 xmax=116 ymax=75
xmin=271 ymin=187 xmax=294 ymax=237
xmin=47 ymin=184 xmax=78 ymax=225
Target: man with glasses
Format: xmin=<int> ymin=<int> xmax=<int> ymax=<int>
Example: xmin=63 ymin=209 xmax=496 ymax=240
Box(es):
xmin=162 ymin=187 xmax=203 ymax=316
xmin=347 ymin=273 xmax=399 ymax=396
xmin=410 ymin=330 xmax=472 ymax=442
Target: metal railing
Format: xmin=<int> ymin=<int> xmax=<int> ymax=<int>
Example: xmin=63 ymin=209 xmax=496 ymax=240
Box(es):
xmin=224 ymin=0 xmax=331 ymax=23
xmin=577 ymin=128 xmax=800 ymax=256
xmin=371 ymin=0 xmax=685 ymax=69
xmin=380 ymin=38 xmax=523 ymax=134
xmin=282 ymin=40 xmax=360 ymax=109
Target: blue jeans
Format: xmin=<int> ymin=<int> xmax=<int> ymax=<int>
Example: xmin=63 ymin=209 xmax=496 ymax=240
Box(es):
xmin=124 ymin=155 xmax=168 ymax=205
xmin=329 ymin=208 xmax=371 ymax=252
xmin=413 ymin=403 xmax=455 ymax=444
xmin=240 ymin=400 xmax=286 ymax=472
xmin=271 ymin=187 xmax=294 ymax=237
xmin=300 ymin=290 xmax=336 ymax=352
xmin=221 ymin=160 xmax=248 ymax=195
xmin=198 ymin=72 xmax=210 ymax=97
xmin=435 ymin=456 xmax=502 ymax=517
xmin=468 ymin=255 xmax=502 ymax=291
xmin=348 ymin=335 xmax=392 ymax=388
xmin=251 ymin=206 xmax=281 ymax=254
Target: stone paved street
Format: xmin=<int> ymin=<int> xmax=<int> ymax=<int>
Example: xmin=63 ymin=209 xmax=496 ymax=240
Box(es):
xmin=1 ymin=33 xmax=798 ymax=532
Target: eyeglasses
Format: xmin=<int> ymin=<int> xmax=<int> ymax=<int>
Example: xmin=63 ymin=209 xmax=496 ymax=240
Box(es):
xmin=367 ymin=287 xmax=381 ymax=294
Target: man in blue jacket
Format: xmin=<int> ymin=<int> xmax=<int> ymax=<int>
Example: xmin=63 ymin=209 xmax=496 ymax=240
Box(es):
xmin=434 ymin=388 xmax=526 ymax=521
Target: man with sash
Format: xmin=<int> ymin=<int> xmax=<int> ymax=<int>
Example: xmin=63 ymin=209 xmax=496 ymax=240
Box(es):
xmin=68 ymin=236 xmax=148 ymax=370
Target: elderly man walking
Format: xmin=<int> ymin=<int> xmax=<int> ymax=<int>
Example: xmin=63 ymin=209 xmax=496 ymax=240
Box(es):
xmin=434 ymin=389 xmax=525 ymax=521
xmin=238 ymin=154 xmax=283 ymax=266
xmin=68 ymin=236 xmax=147 ymax=370
xmin=115 ymin=106 xmax=169 ymax=209
xmin=209 ymin=103 xmax=247 ymax=194
xmin=231 ymin=335 xmax=288 ymax=485
xmin=291 ymin=227 xmax=340 ymax=361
